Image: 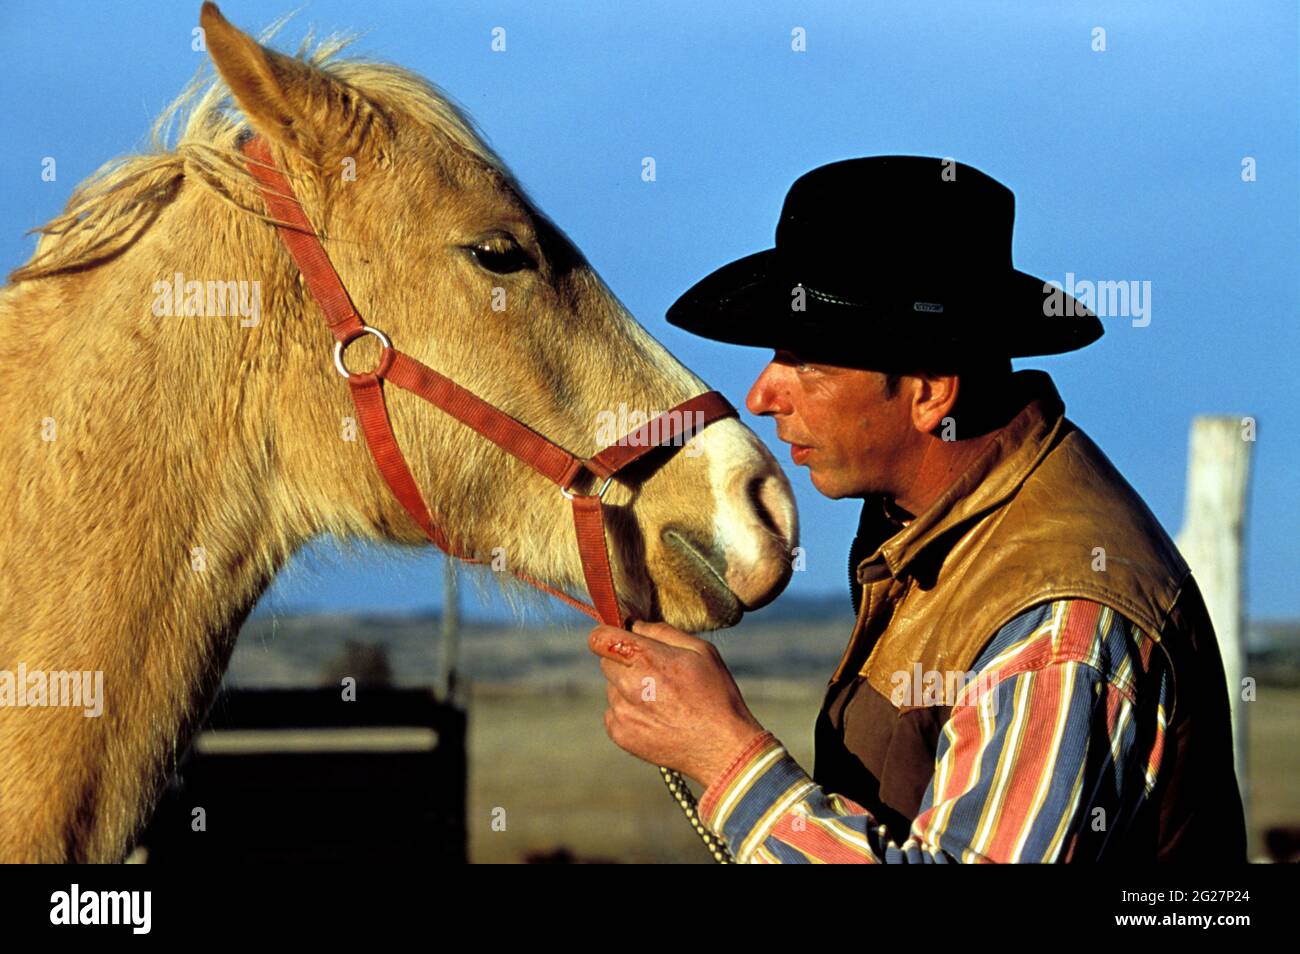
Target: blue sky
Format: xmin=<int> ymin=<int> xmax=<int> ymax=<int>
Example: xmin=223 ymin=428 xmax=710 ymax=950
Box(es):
xmin=2 ymin=1 xmax=1295 ymax=623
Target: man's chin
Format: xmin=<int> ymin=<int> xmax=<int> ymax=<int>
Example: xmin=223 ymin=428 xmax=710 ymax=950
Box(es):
xmin=808 ymin=469 xmax=848 ymax=500
xmin=809 ymin=469 xmax=887 ymax=501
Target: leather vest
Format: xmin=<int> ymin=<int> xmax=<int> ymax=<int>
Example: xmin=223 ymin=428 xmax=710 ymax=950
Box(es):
xmin=814 ymin=369 xmax=1247 ymax=862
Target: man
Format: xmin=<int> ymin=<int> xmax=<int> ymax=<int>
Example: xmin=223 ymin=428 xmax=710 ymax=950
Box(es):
xmin=588 ymin=155 xmax=1247 ymax=863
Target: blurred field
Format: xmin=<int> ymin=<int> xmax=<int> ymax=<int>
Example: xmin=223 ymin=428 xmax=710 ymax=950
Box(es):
xmin=466 ymin=683 xmax=823 ymax=863
xmin=1243 ymin=685 xmax=1300 ymax=858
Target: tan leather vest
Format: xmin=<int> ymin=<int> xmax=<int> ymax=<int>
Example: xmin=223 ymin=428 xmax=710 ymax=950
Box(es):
xmin=814 ymin=369 xmax=1247 ymax=862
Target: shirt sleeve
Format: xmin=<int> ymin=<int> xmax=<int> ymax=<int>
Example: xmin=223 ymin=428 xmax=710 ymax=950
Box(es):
xmin=696 ymin=599 xmax=1170 ymax=863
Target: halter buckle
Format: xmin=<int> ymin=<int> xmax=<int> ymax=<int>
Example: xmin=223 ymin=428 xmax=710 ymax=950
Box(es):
xmin=334 ymin=326 xmax=393 ymax=378
xmin=560 ymin=472 xmax=614 ymax=500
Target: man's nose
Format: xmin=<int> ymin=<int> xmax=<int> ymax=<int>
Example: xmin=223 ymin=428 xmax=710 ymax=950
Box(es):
xmin=745 ymin=362 xmax=787 ymax=417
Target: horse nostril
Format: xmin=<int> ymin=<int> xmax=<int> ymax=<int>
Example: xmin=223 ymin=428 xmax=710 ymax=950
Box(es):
xmin=749 ymin=473 xmax=798 ymax=549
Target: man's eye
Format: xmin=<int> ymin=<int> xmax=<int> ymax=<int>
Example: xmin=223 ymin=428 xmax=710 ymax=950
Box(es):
xmin=776 ymin=350 xmax=813 ymax=373
xmin=465 ymin=238 xmax=536 ymax=274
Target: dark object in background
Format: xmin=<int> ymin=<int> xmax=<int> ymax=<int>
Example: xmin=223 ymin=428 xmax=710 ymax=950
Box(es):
xmin=1265 ymin=826 xmax=1300 ymax=864
xmin=321 ymin=639 xmax=394 ymax=688
xmin=136 ymin=687 xmax=467 ymax=863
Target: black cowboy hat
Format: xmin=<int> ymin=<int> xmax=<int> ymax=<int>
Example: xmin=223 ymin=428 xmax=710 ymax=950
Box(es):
xmin=666 ymin=155 xmax=1101 ymax=368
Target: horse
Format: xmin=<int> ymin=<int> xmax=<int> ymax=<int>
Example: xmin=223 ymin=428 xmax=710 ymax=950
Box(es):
xmin=0 ymin=3 xmax=798 ymax=863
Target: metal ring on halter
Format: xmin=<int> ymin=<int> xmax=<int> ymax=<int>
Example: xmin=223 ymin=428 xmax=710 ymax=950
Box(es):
xmin=560 ymin=473 xmax=614 ymax=500
xmin=333 ymin=326 xmax=393 ymax=378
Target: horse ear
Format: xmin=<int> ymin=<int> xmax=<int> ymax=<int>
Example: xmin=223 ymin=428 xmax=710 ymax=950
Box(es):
xmin=199 ymin=2 xmax=341 ymax=158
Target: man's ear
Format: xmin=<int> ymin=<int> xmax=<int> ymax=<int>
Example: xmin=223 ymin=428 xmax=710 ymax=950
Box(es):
xmin=910 ymin=374 xmax=960 ymax=434
xmin=199 ymin=2 xmax=372 ymax=162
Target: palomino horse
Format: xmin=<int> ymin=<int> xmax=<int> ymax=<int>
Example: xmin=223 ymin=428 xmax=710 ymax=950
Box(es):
xmin=0 ymin=4 xmax=798 ymax=862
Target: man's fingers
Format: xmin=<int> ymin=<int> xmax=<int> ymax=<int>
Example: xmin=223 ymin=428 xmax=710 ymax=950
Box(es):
xmin=630 ymin=619 xmax=706 ymax=653
xmin=600 ymin=656 xmax=636 ymax=687
xmin=588 ymin=624 xmax=650 ymax=666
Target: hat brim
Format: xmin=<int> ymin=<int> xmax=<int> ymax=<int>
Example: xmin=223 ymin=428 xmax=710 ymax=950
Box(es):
xmin=666 ymin=250 xmax=1103 ymax=362
xmin=665 ymin=249 xmax=795 ymax=350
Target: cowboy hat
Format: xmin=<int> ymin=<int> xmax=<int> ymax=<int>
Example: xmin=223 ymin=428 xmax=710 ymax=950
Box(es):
xmin=665 ymin=155 xmax=1101 ymax=367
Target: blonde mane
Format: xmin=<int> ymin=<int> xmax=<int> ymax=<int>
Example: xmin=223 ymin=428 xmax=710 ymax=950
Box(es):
xmin=10 ymin=18 xmax=515 ymax=284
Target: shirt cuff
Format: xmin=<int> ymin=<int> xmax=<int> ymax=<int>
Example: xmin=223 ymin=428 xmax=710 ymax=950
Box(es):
xmin=698 ymin=731 xmax=818 ymax=862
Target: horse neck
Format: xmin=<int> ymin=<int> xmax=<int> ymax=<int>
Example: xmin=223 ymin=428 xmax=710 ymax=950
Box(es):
xmin=0 ymin=177 xmax=317 ymax=667
xmin=0 ymin=173 xmax=386 ymax=860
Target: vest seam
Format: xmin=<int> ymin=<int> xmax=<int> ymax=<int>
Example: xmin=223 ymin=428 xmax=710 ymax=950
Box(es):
xmin=866 ymin=588 xmax=1168 ymax=704
xmin=970 ymin=588 xmax=1168 ymax=657
xmin=830 ymin=570 xmax=878 ymax=686
xmin=859 ymin=577 xmax=913 ymax=678
xmin=907 ymin=501 xmax=1021 ymax=668
xmin=1153 ymin=574 xmax=1194 ymax=726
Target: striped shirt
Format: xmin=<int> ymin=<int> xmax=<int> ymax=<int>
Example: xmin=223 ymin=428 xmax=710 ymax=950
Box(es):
xmin=698 ymin=599 xmax=1171 ymax=863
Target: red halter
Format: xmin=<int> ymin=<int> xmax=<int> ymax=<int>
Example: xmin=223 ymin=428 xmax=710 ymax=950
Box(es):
xmin=239 ymin=136 xmax=738 ymax=631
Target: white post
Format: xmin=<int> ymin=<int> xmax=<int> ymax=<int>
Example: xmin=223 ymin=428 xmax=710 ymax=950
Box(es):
xmin=1173 ymin=415 xmax=1253 ymax=815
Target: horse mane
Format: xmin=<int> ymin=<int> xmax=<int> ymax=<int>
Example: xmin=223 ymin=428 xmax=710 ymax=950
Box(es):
xmin=10 ymin=16 xmax=515 ymax=284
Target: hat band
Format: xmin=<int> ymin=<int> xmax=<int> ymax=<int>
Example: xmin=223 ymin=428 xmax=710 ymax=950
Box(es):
xmin=795 ymin=281 xmax=958 ymax=314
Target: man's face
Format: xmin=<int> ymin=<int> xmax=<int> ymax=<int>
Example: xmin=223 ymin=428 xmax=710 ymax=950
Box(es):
xmin=745 ymin=349 xmax=918 ymax=500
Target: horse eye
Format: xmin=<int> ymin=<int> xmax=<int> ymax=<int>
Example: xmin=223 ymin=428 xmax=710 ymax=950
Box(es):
xmin=466 ymin=237 xmax=536 ymax=275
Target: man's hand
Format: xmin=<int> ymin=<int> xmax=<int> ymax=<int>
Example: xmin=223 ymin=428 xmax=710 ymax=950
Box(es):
xmin=588 ymin=619 xmax=767 ymax=789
